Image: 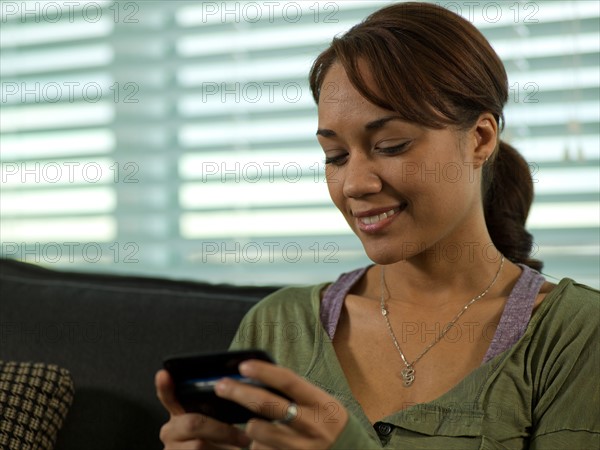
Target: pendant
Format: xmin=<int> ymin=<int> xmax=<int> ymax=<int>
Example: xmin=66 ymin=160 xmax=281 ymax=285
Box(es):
xmin=401 ymin=366 xmax=415 ymax=387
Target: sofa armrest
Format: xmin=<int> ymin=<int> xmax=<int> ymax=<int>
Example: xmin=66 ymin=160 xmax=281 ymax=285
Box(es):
xmin=0 ymin=361 xmax=74 ymax=450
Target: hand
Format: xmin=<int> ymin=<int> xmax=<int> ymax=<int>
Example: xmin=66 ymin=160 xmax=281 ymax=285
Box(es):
xmin=214 ymin=360 xmax=349 ymax=450
xmin=155 ymin=369 xmax=252 ymax=449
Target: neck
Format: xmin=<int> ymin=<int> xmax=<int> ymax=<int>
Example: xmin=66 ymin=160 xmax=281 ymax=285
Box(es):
xmin=380 ymin=241 xmax=509 ymax=308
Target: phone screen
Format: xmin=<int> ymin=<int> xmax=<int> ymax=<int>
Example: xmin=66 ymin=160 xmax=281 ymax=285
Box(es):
xmin=163 ymin=349 xmax=288 ymax=423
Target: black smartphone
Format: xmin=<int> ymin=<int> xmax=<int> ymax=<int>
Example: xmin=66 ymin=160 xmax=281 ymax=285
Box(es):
xmin=163 ymin=349 xmax=290 ymax=424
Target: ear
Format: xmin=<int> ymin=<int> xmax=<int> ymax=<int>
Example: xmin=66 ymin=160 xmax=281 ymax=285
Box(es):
xmin=470 ymin=113 xmax=498 ymax=168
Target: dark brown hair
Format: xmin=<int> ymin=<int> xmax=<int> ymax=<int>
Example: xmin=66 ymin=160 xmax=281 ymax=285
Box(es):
xmin=309 ymin=2 xmax=542 ymax=270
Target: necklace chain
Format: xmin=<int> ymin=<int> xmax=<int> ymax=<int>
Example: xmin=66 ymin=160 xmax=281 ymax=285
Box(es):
xmin=380 ymin=255 xmax=505 ymax=387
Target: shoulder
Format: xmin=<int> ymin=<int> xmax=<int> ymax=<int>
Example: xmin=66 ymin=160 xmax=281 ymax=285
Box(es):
xmin=538 ymin=278 xmax=599 ymax=319
xmin=240 ymin=264 xmax=370 ymax=320
xmin=229 ymin=283 xmax=330 ymax=359
xmin=527 ymin=278 xmax=598 ymax=379
xmin=557 ymin=277 xmax=599 ymax=299
xmin=530 ymin=278 xmax=598 ymax=343
xmin=242 ymin=283 xmax=330 ymax=321
xmin=526 ymin=279 xmax=600 ymax=436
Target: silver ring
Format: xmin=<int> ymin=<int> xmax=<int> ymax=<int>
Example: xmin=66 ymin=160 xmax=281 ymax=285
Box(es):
xmin=278 ymin=402 xmax=298 ymax=424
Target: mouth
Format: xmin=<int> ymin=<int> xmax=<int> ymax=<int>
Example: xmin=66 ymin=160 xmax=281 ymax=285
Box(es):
xmin=357 ymin=207 xmax=400 ymax=225
xmin=353 ymin=203 xmax=407 ymax=231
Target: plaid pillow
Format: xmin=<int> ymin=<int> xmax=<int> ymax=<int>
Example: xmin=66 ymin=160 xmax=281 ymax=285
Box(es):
xmin=0 ymin=361 xmax=74 ymax=450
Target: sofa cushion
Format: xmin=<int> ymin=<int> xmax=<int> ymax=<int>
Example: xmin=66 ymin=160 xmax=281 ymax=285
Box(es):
xmin=0 ymin=258 xmax=279 ymax=450
xmin=0 ymin=361 xmax=74 ymax=450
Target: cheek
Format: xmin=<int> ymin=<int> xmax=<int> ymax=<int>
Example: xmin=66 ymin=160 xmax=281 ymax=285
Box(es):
xmin=325 ymin=167 xmax=342 ymax=202
xmin=326 ymin=184 xmax=342 ymax=211
xmin=325 ymin=164 xmax=342 ymax=184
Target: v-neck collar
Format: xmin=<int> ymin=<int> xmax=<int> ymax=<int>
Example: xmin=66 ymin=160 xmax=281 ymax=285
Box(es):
xmin=304 ymin=274 xmax=571 ymax=439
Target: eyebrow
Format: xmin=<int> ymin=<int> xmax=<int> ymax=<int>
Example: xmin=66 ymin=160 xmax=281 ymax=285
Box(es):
xmin=365 ymin=115 xmax=403 ymax=130
xmin=316 ymin=115 xmax=403 ymax=137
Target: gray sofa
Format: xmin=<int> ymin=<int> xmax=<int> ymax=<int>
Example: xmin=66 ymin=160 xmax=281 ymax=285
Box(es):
xmin=0 ymin=258 xmax=279 ymax=450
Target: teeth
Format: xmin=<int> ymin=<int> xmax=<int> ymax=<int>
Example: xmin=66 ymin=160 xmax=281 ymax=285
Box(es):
xmin=359 ymin=208 xmax=399 ymax=225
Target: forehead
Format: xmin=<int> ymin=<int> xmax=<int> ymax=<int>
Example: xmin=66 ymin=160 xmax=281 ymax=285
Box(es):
xmin=317 ymin=63 xmax=389 ymax=126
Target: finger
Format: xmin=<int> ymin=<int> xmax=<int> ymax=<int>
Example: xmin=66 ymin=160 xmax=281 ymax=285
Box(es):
xmin=214 ymin=378 xmax=322 ymax=437
xmin=156 ymin=369 xmax=186 ymax=416
xmin=214 ymin=377 xmax=292 ymax=422
xmin=229 ymin=361 xmax=347 ymax=433
xmin=249 ymin=443 xmax=277 ymax=450
xmin=161 ymin=414 xmax=251 ymax=447
xmin=238 ymin=360 xmax=329 ymax=404
xmin=164 ymin=441 xmax=205 ymax=450
xmin=249 ymin=441 xmax=278 ymax=450
xmin=165 ymin=440 xmax=240 ymax=450
xmin=246 ymin=418 xmax=310 ymax=450
xmin=164 ymin=440 xmax=202 ymax=450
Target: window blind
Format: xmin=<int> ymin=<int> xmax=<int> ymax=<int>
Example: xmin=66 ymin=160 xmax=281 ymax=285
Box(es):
xmin=1 ymin=1 xmax=598 ymax=287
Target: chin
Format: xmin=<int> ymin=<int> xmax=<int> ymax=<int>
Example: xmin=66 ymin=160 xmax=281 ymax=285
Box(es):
xmin=360 ymin=231 xmax=433 ymax=265
xmin=363 ymin=244 xmax=408 ymax=266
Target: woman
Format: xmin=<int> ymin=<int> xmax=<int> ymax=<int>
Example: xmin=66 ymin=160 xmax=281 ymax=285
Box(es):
xmin=156 ymin=2 xmax=599 ymax=448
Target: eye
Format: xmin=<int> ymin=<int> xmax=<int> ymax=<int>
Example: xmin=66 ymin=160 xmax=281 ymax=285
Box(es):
xmin=324 ymin=153 xmax=348 ymax=166
xmin=376 ymin=141 xmax=411 ymax=155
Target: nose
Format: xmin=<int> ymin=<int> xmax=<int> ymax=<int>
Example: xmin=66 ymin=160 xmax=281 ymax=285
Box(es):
xmin=340 ymin=154 xmax=382 ymax=198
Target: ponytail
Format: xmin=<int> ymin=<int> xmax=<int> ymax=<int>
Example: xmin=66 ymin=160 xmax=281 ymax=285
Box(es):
xmin=483 ymin=140 xmax=543 ymax=271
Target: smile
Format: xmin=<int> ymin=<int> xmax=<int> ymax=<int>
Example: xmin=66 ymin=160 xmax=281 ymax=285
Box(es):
xmin=358 ymin=208 xmax=400 ymax=225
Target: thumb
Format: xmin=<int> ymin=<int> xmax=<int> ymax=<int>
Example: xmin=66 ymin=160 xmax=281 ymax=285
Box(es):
xmin=155 ymin=369 xmax=185 ymax=416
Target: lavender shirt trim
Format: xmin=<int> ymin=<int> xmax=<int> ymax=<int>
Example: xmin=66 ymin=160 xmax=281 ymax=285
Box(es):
xmin=320 ymin=264 xmax=546 ymax=363
xmin=482 ymin=263 xmax=545 ymax=363
xmin=320 ymin=267 xmax=369 ymax=340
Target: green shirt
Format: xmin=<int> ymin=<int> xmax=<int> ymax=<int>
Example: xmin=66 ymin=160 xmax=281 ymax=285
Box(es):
xmin=230 ymin=277 xmax=599 ymax=449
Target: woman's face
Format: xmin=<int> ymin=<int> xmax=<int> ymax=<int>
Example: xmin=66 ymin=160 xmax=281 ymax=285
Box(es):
xmin=316 ymin=63 xmax=485 ymax=265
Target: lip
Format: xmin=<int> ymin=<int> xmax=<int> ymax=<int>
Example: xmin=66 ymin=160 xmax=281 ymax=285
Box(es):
xmin=353 ymin=206 xmax=401 ymax=218
xmin=353 ymin=203 xmax=407 ymax=233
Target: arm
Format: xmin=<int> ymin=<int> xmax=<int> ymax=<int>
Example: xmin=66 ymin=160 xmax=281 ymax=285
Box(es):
xmin=226 ymin=287 xmax=382 ymax=449
xmin=528 ymin=339 xmax=600 ymax=449
xmin=529 ymin=286 xmax=600 ymax=449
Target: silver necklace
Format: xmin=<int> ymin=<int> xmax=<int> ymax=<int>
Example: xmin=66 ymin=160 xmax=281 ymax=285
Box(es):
xmin=380 ymin=255 xmax=505 ymax=387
